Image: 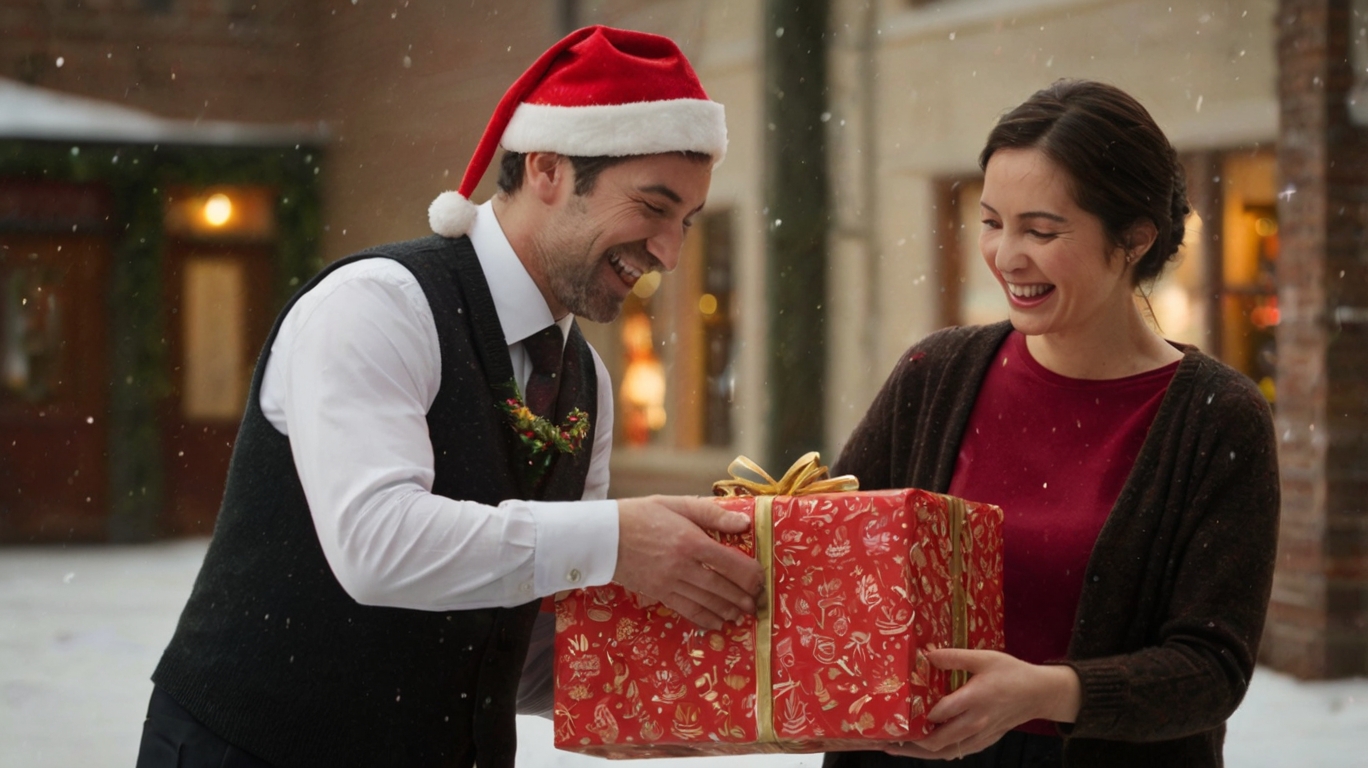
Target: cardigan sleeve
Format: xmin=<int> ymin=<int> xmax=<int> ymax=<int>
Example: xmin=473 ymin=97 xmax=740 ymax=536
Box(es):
xmin=831 ymin=324 xmax=999 ymax=491
xmin=1063 ymin=368 xmax=1280 ymax=742
xmin=831 ymin=353 xmax=904 ymax=491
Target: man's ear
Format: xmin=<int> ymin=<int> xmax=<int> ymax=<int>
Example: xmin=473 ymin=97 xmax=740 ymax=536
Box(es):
xmin=524 ymin=152 xmax=572 ymax=205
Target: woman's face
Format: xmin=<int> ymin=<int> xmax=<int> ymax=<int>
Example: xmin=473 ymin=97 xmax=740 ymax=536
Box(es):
xmin=979 ymin=147 xmax=1134 ymax=340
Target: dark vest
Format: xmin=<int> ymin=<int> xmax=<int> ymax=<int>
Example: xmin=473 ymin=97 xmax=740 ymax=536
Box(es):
xmin=152 ymin=235 xmax=598 ymax=768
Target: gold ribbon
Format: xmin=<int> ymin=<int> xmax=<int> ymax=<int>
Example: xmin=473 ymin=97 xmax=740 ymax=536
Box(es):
xmin=948 ymin=496 xmax=969 ymax=692
xmin=713 ymin=453 xmax=856 ymax=749
xmin=710 ymin=454 xmax=970 ymax=745
xmin=753 ymin=494 xmax=779 ymax=749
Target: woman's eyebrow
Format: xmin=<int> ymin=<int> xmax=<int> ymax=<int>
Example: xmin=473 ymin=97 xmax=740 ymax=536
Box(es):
xmin=980 ymin=201 xmax=1067 ymax=224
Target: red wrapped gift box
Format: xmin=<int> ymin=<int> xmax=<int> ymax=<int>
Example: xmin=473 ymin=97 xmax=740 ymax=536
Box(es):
xmin=553 ymin=455 xmax=1004 ymax=758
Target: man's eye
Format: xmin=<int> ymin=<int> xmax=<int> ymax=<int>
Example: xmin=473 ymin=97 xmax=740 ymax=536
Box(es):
xmin=644 ymin=202 xmax=666 ymax=215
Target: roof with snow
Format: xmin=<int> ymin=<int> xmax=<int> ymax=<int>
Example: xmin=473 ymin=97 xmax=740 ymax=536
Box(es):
xmin=0 ymin=77 xmax=328 ymax=146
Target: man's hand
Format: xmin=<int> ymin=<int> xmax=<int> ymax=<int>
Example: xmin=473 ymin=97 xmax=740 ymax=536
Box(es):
xmin=614 ymin=496 xmax=764 ymax=630
xmin=881 ymin=648 xmax=1081 ymax=760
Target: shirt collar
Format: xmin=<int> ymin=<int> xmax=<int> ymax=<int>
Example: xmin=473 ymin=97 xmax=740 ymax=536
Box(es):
xmin=468 ymin=200 xmax=570 ymax=346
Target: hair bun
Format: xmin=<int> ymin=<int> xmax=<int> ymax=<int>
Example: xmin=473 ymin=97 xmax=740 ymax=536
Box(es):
xmin=1166 ymin=159 xmax=1192 ymax=259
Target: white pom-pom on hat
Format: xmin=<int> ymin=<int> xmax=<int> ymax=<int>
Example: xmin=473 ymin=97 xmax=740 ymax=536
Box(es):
xmin=428 ymin=191 xmax=478 ymax=238
xmin=428 ymin=25 xmax=728 ymax=238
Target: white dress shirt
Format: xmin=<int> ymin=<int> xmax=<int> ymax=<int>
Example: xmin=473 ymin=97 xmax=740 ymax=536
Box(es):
xmin=259 ymin=201 xmax=619 ymax=612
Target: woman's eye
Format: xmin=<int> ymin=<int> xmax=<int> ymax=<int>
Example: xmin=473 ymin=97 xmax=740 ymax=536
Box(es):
xmin=1029 ymin=230 xmax=1058 ymax=240
xmin=981 ymin=219 xmax=1001 ymax=230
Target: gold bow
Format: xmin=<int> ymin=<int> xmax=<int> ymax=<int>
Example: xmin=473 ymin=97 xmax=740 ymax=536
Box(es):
xmin=712 ymin=452 xmax=859 ymax=498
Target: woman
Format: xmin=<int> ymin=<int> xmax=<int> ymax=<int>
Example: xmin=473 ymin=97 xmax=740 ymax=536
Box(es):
xmin=825 ymin=80 xmax=1279 ymax=767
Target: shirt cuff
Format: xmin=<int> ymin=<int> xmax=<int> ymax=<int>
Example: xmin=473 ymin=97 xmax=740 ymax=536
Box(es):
xmin=527 ymin=499 xmax=619 ymax=596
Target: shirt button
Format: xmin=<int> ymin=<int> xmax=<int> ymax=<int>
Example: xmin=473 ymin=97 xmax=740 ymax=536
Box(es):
xmin=566 ymin=568 xmax=582 ymax=584
xmin=518 ymin=582 xmax=532 ymax=594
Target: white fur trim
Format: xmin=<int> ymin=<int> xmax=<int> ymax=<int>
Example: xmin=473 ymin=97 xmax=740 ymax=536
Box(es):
xmin=428 ymin=191 xmax=478 ymax=237
xmin=502 ymin=99 xmax=727 ymax=163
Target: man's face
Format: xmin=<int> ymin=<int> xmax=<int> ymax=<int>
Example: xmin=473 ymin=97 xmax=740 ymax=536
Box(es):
xmin=531 ymin=153 xmax=712 ymax=323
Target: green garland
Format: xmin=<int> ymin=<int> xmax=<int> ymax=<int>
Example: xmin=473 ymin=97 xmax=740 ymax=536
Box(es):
xmin=497 ymin=381 xmax=591 ymax=484
xmin=0 ymin=139 xmax=323 ymax=541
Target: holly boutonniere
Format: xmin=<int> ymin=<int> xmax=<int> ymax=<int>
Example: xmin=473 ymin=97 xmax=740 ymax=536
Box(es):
xmin=498 ymin=382 xmax=591 ymax=481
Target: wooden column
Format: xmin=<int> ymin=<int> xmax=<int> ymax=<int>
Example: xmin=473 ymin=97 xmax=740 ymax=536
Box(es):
xmin=763 ymin=0 xmax=830 ymax=466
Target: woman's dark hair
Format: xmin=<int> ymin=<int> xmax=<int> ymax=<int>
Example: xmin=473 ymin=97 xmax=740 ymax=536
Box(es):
xmin=979 ymin=79 xmax=1191 ymax=287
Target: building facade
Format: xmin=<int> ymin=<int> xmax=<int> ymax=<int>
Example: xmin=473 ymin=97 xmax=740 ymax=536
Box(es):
xmin=2 ymin=0 xmax=1364 ymax=675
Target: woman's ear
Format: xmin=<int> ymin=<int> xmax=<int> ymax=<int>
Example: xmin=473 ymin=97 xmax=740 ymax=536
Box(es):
xmin=1124 ymin=219 xmax=1159 ymax=264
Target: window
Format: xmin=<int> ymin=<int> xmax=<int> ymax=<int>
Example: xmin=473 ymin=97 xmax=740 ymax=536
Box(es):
xmin=1214 ymin=151 xmax=1279 ymax=402
xmin=615 ymin=209 xmax=736 ymax=449
xmin=935 ymin=178 xmax=1002 ymax=329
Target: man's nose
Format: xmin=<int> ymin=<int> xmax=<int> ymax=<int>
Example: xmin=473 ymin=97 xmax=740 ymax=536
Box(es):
xmin=647 ymin=226 xmax=685 ymax=272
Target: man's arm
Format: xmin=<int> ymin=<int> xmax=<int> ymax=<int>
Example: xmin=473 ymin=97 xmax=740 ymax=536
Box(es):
xmin=264 ymin=259 xmax=760 ymax=620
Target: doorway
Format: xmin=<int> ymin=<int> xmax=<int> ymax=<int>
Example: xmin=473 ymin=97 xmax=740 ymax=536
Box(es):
xmin=159 ymin=185 xmax=277 ymax=536
xmin=0 ymin=233 xmax=111 ymax=541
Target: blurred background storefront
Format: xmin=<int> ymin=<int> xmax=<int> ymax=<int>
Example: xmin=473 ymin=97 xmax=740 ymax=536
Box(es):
xmin=1 ymin=0 xmax=1364 ymax=679
xmin=0 ymin=81 xmax=324 ymax=541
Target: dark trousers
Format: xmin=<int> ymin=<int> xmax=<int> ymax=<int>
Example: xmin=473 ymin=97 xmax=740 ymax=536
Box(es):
xmin=823 ymin=730 xmax=1064 ymax=768
xmin=136 ymin=686 xmax=276 ymax=768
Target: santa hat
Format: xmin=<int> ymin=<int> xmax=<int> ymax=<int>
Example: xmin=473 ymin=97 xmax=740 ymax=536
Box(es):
xmin=429 ymin=25 xmax=728 ymax=237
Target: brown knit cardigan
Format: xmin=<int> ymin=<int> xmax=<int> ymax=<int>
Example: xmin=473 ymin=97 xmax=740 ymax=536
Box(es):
xmin=832 ymin=322 xmax=1279 ymax=768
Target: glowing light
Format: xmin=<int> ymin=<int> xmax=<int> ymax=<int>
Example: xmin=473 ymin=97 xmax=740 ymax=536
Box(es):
xmin=1254 ymin=217 xmax=1278 ymax=238
xmin=203 ymin=193 xmax=233 ymax=227
xmin=632 ymin=271 xmax=661 ymax=299
xmin=698 ymin=293 xmax=718 ymax=316
xmin=1249 ymin=298 xmax=1280 ymax=329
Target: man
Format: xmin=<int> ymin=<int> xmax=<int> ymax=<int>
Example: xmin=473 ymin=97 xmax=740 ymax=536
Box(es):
xmin=137 ymin=26 xmax=763 ymax=768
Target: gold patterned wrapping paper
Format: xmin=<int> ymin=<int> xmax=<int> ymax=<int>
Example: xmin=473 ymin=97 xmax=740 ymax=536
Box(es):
xmin=553 ymin=455 xmax=1004 ymax=758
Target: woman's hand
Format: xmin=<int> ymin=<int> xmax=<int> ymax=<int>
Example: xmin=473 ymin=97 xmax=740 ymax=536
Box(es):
xmin=882 ymin=648 xmax=1081 ymax=760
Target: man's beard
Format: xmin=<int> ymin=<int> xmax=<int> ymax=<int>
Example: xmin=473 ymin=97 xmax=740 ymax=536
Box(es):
xmin=542 ymin=245 xmax=630 ymax=323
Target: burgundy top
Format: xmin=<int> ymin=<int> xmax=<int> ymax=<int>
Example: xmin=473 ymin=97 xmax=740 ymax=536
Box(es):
xmin=947 ymin=332 xmax=1178 ymax=735
xmin=830 ymin=322 xmax=1280 ymax=766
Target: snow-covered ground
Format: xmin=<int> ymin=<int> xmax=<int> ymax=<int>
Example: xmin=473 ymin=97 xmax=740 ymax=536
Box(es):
xmin=1 ymin=539 xmax=1365 ymax=768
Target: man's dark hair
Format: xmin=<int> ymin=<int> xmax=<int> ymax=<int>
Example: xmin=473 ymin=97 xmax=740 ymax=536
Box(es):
xmin=496 ymin=150 xmax=711 ymax=196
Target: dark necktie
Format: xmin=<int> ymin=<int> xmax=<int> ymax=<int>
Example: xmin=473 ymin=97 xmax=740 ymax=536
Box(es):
xmin=521 ymin=325 xmax=564 ymax=419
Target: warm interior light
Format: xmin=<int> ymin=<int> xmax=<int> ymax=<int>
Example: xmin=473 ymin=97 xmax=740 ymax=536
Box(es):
xmin=632 ymin=271 xmax=662 ymax=299
xmin=203 ymin=193 xmax=233 ymax=227
xmin=698 ymin=293 xmax=718 ymax=316
xmin=620 ymin=312 xmax=667 ymax=443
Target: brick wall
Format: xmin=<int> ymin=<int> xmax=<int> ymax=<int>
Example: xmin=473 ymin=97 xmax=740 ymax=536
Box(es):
xmin=2 ymin=0 xmax=317 ymax=123
xmin=309 ymin=1 xmax=562 ymax=261
xmin=1266 ymin=0 xmax=1368 ymax=678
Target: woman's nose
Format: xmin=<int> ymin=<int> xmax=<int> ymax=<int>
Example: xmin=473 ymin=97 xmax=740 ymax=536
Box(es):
xmin=993 ymin=232 xmax=1029 ymax=274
